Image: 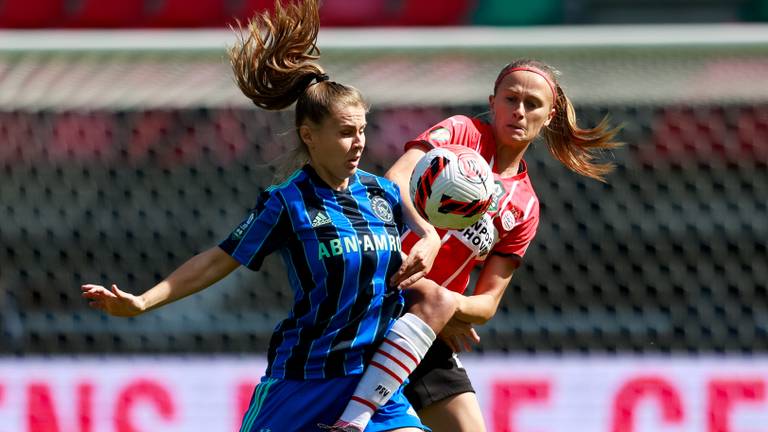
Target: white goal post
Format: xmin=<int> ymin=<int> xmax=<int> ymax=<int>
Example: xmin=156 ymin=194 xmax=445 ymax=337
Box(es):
xmin=1 ymin=24 xmax=767 ymax=109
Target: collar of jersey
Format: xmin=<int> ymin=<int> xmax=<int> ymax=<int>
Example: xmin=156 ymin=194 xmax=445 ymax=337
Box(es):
xmin=302 ymin=164 xmax=356 ymax=194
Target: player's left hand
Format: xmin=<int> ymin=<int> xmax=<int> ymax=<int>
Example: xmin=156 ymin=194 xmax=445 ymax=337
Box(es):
xmin=390 ymin=230 xmax=440 ymax=290
xmin=439 ymin=317 xmax=480 ymax=353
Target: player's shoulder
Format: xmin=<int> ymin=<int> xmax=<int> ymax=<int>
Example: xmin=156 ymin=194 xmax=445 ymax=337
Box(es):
xmin=446 ymin=114 xmax=472 ymax=123
xmin=356 ymin=170 xmax=400 ymax=199
xmin=437 ymin=115 xmax=491 ymax=143
xmin=356 ymin=169 xmax=396 ymax=190
xmin=516 ymin=164 xmax=540 ymax=199
xmin=266 ymin=168 xmax=308 ymax=191
xmin=257 ymin=168 xmax=308 ymax=204
xmin=423 ymin=115 xmax=485 ymax=146
xmin=438 ymin=114 xmax=480 ymax=130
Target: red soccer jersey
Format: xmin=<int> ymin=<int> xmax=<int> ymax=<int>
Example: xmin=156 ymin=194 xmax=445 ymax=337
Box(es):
xmin=401 ymin=115 xmax=540 ymax=294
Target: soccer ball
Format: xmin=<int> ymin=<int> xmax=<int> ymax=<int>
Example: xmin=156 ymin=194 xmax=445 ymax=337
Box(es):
xmin=409 ymin=145 xmax=495 ymax=230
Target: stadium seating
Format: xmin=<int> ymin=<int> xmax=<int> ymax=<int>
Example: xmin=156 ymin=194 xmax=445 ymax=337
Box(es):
xmin=472 ymin=0 xmax=562 ymax=25
xmin=143 ymin=0 xmax=226 ymax=28
xmin=0 ymin=0 xmax=758 ymax=28
xmin=63 ymin=0 xmax=145 ymax=28
xmin=0 ymin=0 xmax=63 ymax=28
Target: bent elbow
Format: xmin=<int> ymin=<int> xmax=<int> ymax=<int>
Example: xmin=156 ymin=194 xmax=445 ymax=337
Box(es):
xmin=473 ymin=313 xmax=493 ymax=326
xmin=477 ymin=316 xmax=491 ymax=326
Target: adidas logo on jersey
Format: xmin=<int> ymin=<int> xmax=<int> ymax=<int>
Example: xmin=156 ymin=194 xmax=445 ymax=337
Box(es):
xmin=311 ymin=211 xmax=332 ymax=228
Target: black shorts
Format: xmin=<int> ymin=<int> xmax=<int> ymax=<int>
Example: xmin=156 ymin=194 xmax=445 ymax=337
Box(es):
xmin=403 ymin=339 xmax=475 ymax=411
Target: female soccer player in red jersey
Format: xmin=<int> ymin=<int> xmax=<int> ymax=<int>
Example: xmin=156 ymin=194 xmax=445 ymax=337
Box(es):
xmin=333 ymin=60 xmax=621 ymax=431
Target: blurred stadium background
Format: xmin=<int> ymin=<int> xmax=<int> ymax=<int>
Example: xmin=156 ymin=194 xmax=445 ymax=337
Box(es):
xmin=1 ymin=0 xmax=768 ymax=431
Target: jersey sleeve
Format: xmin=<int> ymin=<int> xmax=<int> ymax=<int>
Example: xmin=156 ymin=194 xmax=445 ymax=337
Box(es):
xmin=218 ymin=188 xmax=289 ymax=271
xmin=491 ymin=205 xmax=540 ymax=266
xmin=404 ymin=115 xmax=481 ymax=153
xmin=389 ymin=182 xmax=407 ymax=236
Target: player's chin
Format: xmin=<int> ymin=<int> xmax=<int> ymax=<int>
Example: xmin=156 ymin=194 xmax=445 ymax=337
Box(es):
xmin=502 ymin=134 xmax=532 ymax=147
xmin=343 ymin=161 xmax=359 ymax=174
xmin=505 ymin=129 xmax=528 ymax=141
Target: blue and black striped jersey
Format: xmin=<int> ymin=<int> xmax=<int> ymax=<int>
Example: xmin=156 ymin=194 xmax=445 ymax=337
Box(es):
xmin=219 ymin=165 xmax=406 ymax=379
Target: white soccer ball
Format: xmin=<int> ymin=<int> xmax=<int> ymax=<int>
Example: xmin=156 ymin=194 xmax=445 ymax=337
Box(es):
xmin=409 ymin=145 xmax=495 ymax=230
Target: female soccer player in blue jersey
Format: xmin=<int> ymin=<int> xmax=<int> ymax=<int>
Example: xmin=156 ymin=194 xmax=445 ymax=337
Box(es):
xmin=81 ymin=1 xmax=457 ymax=431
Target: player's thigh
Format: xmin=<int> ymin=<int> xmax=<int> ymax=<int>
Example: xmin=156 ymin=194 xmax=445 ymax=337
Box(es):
xmin=418 ymin=391 xmax=486 ymax=432
xmin=239 ymin=376 xmax=356 ymax=432
xmin=403 ymin=340 xmax=475 ymax=412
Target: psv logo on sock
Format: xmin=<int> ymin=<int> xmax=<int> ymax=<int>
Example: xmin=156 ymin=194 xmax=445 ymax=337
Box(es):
xmin=375 ymin=384 xmax=391 ymax=398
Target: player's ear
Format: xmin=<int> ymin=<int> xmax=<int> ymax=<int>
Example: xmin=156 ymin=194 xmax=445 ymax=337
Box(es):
xmin=299 ymin=124 xmax=315 ymax=150
xmin=488 ymin=94 xmax=495 ymax=116
xmin=543 ymin=106 xmax=556 ymax=127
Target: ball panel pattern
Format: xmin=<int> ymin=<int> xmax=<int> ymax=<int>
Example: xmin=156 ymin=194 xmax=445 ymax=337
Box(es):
xmin=409 ymin=145 xmax=494 ymax=229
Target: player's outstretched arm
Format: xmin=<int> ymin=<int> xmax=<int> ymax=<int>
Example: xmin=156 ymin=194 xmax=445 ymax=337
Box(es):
xmin=385 ymin=146 xmax=440 ymax=289
xmin=452 ymin=254 xmax=517 ymax=325
xmin=436 ymin=254 xmax=516 ymax=352
xmin=81 ymin=246 xmax=240 ymax=317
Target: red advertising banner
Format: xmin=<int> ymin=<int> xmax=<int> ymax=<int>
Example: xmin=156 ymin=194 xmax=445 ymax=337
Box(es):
xmin=0 ymin=356 xmax=766 ymax=431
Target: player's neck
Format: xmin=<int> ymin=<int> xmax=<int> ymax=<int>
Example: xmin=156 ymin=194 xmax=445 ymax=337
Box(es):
xmin=494 ymin=142 xmax=529 ymax=178
xmin=308 ymin=162 xmax=350 ymax=191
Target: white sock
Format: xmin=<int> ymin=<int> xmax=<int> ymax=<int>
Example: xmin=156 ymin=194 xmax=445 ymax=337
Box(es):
xmin=339 ymin=313 xmax=436 ymax=428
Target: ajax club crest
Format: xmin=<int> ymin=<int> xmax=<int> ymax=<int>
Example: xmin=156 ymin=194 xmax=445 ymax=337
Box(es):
xmin=370 ymin=195 xmax=394 ymax=222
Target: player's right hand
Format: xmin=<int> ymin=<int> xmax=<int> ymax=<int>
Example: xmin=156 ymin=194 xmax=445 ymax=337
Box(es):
xmin=390 ymin=229 xmax=440 ymax=290
xmin=81 ymin=284 xmax=145 ymax=317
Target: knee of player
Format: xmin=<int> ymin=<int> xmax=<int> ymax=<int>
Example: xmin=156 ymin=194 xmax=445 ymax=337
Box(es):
xmin=416 ymin=282 xmax=456 ymax=326
xmin=432 ymin=285 xmax=457 ymax=318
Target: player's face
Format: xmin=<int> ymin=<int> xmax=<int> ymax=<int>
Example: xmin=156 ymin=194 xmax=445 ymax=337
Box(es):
xmin=489 ymin=71 xmax=556 ymax=148
xmin=301 ymin=103 xmax=367 ymax=190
